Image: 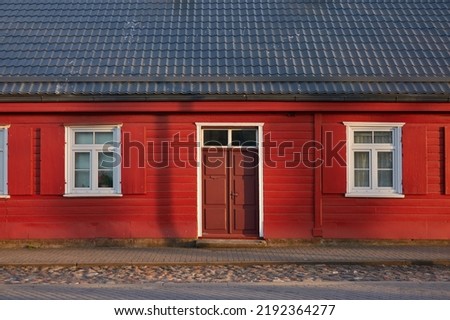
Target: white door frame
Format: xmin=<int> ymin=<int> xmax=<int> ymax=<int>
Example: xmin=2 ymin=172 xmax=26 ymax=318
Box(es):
xmin=196 ymin=122 xmax=265 ymax=238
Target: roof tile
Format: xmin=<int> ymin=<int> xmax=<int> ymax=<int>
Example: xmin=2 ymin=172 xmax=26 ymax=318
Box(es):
xmin=0 ymin=0 xmax=449 ymax=98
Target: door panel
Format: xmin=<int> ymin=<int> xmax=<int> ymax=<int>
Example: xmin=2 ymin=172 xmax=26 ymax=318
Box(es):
xmin=204 ymin=178 xmax=227 ymax=205
xmin=203 ymin=207 xmax=228 ymax=234
xmin=202 ymin=148 xmax=228 ymax=235
xmin=232 ymin=206 xmax=258 ymax=232
xmin=233 ymin=176 xmax=257 ymax=205
xmin=230 ymin=149 xmax=258 ymax=234
xmin=233 ymin=148 xmax=258 ymax=176
xmin=203 ymin=149 xmax=227 ymax=175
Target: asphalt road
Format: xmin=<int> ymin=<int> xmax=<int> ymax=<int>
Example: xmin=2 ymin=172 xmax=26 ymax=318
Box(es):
xmin=1 ymin=281 xmax=449 ymax=300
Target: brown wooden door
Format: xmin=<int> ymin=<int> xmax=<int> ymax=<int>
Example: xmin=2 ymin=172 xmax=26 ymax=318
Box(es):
xmin=202 ymin=147 xmax=259 ymax=237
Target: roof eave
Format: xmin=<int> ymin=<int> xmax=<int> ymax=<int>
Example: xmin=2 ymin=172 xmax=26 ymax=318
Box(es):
xmin=0 ymin=93 xmax=449 ymax=103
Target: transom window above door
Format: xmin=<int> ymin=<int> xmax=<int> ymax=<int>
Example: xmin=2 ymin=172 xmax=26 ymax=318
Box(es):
xmin=202 ymin=129 xmax=257 ymax=147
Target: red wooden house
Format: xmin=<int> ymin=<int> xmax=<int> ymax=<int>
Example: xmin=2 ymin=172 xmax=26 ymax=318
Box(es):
xmin=0 ymin=0 xmax=449 ymax=243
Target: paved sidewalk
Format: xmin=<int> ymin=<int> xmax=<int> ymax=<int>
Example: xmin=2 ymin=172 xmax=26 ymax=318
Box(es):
xmin=0 ymin=245 xmax=449 ymax=266
xmin=2 ymin=282 xmax=450 ymax=300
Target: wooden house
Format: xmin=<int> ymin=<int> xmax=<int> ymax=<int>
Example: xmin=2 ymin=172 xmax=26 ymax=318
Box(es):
xmin=0 ymin=0 xmax=449 ymax=243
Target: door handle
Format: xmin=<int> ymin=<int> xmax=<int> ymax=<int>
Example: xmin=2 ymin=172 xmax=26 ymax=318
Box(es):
xmin=230 ymin=192 xmax=239 ymax=197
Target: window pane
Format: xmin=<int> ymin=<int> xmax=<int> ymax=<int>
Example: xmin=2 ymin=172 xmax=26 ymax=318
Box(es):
xmin=355 ymin=170 xmax=370 ymax=187
xmin=378 ymin=170 xmax=393 ymax=187
xmin=354 ymin=152 xmax=369 ymax=169
xmin=98 ymin=152 xmax=114 ymax=169
xmin=98 ymin=171 xmax=113 ymax=188
xmin=75 ymin=152 xmax=90 ymax=188
xmin=378 ymin=152 xmax=393 ymax=169
xmin=231 ymin=130 xmax=257 ymax=146
xmin=75 ymin=132 xmax=93 ymax=144
xmin=374 ymin=131 xmax=393 ymax=144
xmin=354 ymin=131 xmax=372 ymax=143
xmin=95 ymin=132 xmax=114 ymax=144
xmin=0 ymin=151 xmax=4 ymax=193
xmin=204 ymin=130 xmax=228 ymax=146
xmin=75 ymin=171 xmax=90 ymax=188
xmin=0 ymin=130 xmax=4 ymax=149
xmin=354 ymin=152 xmax=370 ymax=187
xmin=75 ymin=152 xmax=90 ymax=169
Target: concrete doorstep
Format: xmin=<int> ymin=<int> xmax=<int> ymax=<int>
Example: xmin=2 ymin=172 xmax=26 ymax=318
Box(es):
xmin=195 ymin=239 xmax=268 ymax=248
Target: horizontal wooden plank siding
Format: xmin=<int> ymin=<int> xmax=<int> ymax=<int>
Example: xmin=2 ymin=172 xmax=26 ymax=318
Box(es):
xmin=8 ymin=125 xmax=33 ymax=195
xmin=403 ymin=125 xmax=428 ymax=194
xmin=321 ymin=114 xmax=450 ymax=240
xmin=1 ymin=102 xmax=450 ymax=240
xmin=0 ymin=113 xmax=199 ymax=239
xmin=40 ymin=125 xmax=65 ymax=195
xmin=262 ymin=114 xmax=314 ymax=238
xmin=0 ymin=106 xmax=315 ymax=240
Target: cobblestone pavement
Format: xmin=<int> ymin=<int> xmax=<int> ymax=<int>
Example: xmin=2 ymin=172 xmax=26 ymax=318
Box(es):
xmin=1 ymin=264 xmax=449 ymax=285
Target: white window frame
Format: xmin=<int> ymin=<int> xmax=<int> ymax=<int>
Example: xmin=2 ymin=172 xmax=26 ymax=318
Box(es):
xmin=0 ymin=126 xmax=9 ymax=198
xmin=65 ymin=125 xmax=122 ymax=197
xmin=344 ymin=122 xmax=404 ymax=198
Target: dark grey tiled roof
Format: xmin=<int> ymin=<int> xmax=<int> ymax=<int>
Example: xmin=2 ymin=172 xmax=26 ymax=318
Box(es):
xmin=0 ymin=0 xmax=449 ymax=100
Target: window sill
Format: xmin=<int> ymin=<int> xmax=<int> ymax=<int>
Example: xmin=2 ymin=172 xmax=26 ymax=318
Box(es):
xmin=0 ymin=195 xmax=10 ymax=199
xmin=345 ymin=193 xmax=405 ymax=199
xmin=63 ymin=193 xmax=123 ymax=198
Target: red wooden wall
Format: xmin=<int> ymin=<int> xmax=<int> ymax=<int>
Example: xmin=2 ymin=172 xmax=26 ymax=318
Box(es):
xmin=321 ymin=113 xmax=450 ymax=239
xmin=0 ymin=109 xmax=315 ymax=240
xmin=0 ymin=101 xmax=449 ymax=240
xmin=263 ymin=114 xmax=315 ymax=238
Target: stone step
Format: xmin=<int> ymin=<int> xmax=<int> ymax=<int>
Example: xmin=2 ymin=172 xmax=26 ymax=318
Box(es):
xmin=196 ymin=239 xmax=267 ymax=248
